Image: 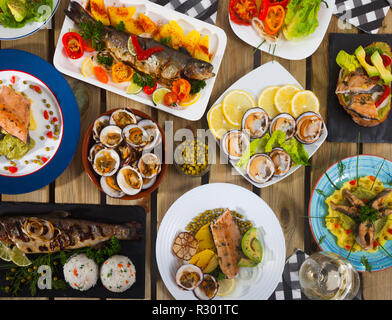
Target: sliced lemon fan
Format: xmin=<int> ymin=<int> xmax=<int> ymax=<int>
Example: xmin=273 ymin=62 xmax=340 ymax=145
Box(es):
xmin=208 ymin=103 xmax=233 ymax=140
xmin=217 ymin=278 xmax=235 ymax=296
xmin=172 ymin=232 xmax=199 ymax=261
xmin=290 ymin=90 xmax=320 ymax=118
xmin=274 ymin=84 xmax=301 ymax=114
xmin=222 ymin=90 xmax=256 ymax=127
xmin=258 ymin=86 xmax=280 ymax=119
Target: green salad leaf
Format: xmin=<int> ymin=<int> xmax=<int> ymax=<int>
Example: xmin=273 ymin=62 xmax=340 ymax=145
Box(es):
xmin=236 ymin=130 xmax=310 ymax=170
xmin=283 ymin=0 xmax=321 ymax=41
xmin=0 ymin=0 xmax=53 ymax=29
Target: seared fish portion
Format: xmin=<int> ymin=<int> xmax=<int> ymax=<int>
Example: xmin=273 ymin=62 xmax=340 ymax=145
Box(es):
xmin=210 ymin=209 xmax=242 ymax=279
xmin=0 ymin=212 xmax=142 ymax=254
xmin=64 ymin=1 xmax=215 ymax=87
xmin=336 ymin=69 xmax=383 ymax=95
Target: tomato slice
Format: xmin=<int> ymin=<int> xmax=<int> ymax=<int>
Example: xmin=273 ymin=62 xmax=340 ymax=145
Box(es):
xmin=62 ymin=32 xmax=84 ymax=59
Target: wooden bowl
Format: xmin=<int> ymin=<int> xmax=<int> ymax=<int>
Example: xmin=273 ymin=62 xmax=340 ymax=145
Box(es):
xmin=82 ymin=108 xmax=168 ymax=200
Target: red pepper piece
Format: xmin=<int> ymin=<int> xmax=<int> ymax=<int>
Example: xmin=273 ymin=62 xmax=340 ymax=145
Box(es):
xmin=43 ymin=110 xmax=49 ymax=120
xmin=374 ymin=241 xmax=379 ymax=248
xmin=41 ymin=157 xmax=48 ymax=163
xmin=345 ymin=245 xmax=351 ymax=250
xmin=8 ymin=166 xmax=17 ymax=174
xmin=131 ymin=35 xmax=163 ymax=60
xmin=62 ymin=32 xmax=84 ymax=59
xmin=46 ymin=131 xmax=53 ymax=139
xmin=10 ymin=76 xmax=16 ymax=84
xmin=375 ymin=85 xmax=391 ymax=108
xmin=33 ymin=85 xmax=41 ymax=93
xmin=345 ymin=229 xmax=352 ymax=234
xmin=349 ymin=179 xmax=356 ymax=185
xmin=334 ymin=224 xmax=339 ymax=229
xmin=382 ymin=54 xmax=392 ymax=67
xmin=388 ymin=228 xmax=392 ymax=235
xmin=52 ymin=117 xmax=58 ymax=123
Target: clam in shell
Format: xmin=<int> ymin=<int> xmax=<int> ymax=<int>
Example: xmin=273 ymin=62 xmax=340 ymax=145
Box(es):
xmin=176 ymin=264 xmax=203 ymax=291
xmin=269 ymin=148 xmax=292 ymax=177
xmin=88 ymin=143 xmax=104 ymax=163
xmin=92 ymin=115 xmax=110 ymax=142
xmin=110 ymin=109 xmax=137 ymax=129
xmin=93 ymin=149 xmax=120 ymax=177
xmin=116 ymin=166 xmax=143 ymax=196
xmin=137 ymin=119 xmax=161 ymax=151
xmin=138 ymin=153 xmax=161 ymax=179
xmin=100 ymin=176 xmax=125 ymax=198
xmin=270 ymin=113 xmax=296 ymax=140
xmin=295 ymin=112 xmax=324 ymax=144
xmin=123 ymin=124 xmax=149 ymax=150
xmin=221 ymin=130 xmax=250 ymax=160
xmin=193 ymin=274 xmax=219 ymax=300
xmin=246 ymin=154 xmax=275 ymax=184
xmin=241 ymin=108 xmax=270 ymax=139
xmin=100 ymin=125 xmax=123 ymax=148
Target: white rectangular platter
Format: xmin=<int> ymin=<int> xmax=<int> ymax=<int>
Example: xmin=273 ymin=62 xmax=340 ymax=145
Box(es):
xmin=207 ymin=61 xmax=328 ymax=188
xmin=54 ymin=0 xmax=227 ymax=121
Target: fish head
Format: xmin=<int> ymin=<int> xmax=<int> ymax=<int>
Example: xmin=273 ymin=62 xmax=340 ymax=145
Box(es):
xmin=184 ymin=59 xmax=215 ymax=81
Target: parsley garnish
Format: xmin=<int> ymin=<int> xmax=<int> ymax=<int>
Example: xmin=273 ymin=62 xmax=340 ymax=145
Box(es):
xmin=79 ymin=20 xmax=105 ymax=51
xmin=97 ymin=53 xmax=113 ymax=67
xmin=160 ymin=36 xmax=171 ymax=46
xmin=132 ymin=72 xmax=155 ymax=88
xmin=116 ymin=21 xmax=125 ymax=32
xmin=189 ymin=79 xmax=207 ymax=95
xmin=359 ymin=205 xmax=379 ymax=223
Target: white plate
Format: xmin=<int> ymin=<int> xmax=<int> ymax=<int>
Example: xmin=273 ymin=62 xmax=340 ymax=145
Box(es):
xmin=0 ymin=71 xmax=63 ymax=177
xmin=0 ymin=0 xmax=60 ymax=40
xmin=156 ymin=183 xmax=286 ymax=300
xmin=207 ymin=61 xmax=327 ymax=188
xmin=229 ymin=0 xmax=334 ymax=60
xmin=54 ymin=0 xmax=227 ymax=121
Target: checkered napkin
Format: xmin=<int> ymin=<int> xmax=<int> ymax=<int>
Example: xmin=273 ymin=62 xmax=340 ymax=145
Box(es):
xmin=334 ymin=0 xmax=391 ymax=34
xmin=268 ymin=249 xmax=362 ymax=300
xmin=149 ymin=0 xmax=218 ymax=24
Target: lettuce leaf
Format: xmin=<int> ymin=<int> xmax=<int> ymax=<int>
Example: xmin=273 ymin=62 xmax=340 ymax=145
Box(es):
xmin=283 ymin=0 xmax=321 ymax=41
xmin=236 ymin=133 xmax=270 ymax=170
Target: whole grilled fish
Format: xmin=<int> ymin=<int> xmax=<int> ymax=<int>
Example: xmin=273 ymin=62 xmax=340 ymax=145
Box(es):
xmin=0 ymin=211 xmax=142 ymax=254
xmin=64 ymin=1 xmax=215 ymax=87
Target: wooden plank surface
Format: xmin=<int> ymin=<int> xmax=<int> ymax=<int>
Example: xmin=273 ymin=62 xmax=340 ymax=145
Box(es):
xmin=2 ymin=0 xmax=392 ymax=301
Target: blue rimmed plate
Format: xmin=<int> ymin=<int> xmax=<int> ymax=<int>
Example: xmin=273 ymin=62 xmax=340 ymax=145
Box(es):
xmin=309 ymin=155 xmax=392 ymax=272
xmin=0 ymin=49 xmax=80 ymax=194
xmin=0 ymin=0 xmax=60 ymax=41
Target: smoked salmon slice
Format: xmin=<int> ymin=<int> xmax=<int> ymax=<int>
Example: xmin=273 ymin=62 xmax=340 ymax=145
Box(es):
xmin=0 ymin=86 xmax=31 ymax=144
xmin=210 ymin=209 xmax=242 ymax=279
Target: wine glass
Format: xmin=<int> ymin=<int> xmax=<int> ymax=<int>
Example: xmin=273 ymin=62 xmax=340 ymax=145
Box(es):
xmin=299 ymin=251 xmax=360 ymax=300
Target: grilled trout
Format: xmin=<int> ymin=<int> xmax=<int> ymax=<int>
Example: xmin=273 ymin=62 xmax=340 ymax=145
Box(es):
xmin=64 ymin=1 xmax=215 ymax=87
xmin=0 ymin=211 xmax=142 ymax=254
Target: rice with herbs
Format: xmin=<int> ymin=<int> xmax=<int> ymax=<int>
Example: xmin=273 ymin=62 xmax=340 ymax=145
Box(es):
xmin=100 ymin=255 xmax=136 ymax=293
xmin=63 ymin=253 xmax=99 ymax=291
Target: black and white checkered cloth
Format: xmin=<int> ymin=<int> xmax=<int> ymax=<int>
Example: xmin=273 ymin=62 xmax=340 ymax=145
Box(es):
xmin=269 ymin=249 xmax=362 ymax=300
xmin=334 ymin=0 xmax=391 ymax=34
xmin=150 ymin=0 xmax=218 ymax=24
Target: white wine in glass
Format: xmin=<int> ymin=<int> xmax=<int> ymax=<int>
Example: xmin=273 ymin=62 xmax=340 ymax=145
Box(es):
xmin=299 ymin=251 xmax=360 ymax=300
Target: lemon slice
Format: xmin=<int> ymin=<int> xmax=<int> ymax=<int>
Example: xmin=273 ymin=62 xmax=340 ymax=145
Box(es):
xmin=258 ymin=86 xmax=280 ymax=118
xmin=152 ymin=88 xmax=171 ymax=106
xmin=0 ymin=242 xmax=11 ymax=262
xmin=179 ymin=92 xmax=201 ymax=107
xmin=274 ymin=85 xmax=301 ymax=114
xmin=81 ymin=56 xmax=95 ymax=78
xmin=126 ymin=81 xmax=143 ymax=95
xmin=208 ymin=103 xmax=234 ymax=140
xmin=10 ymin=246 xmax=31 ymax=267
xmin=222 ymin=90 xmax=256 ymax=127
xmin=290 ymin=90 xmax=320 ymax=118
xmin=217 ymin=278 xmax=235 ymax=297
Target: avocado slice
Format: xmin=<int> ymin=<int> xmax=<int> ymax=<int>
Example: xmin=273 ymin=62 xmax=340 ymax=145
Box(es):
xmin=355 ymin=46 xmax=380 ymax=77
xmin=371 ymin=51 xmax=392 ymax=84
xmin=238 ymin=257 xmax=257 ymax=268
xmin=7 ymin=0 xmax=27 ymax=23
xmin=241 ymin=228 xmax=263 ymax=264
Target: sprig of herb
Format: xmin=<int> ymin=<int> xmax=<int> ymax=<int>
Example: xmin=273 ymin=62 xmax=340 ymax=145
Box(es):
xmin=337 ymin=161 xmax=345 ymax=179
xmin=319 ymin=235 xmax=326 ymax=244
xmin=253 ymin=40 xmax=266 ymax=54
xmin=316 ymin=189 xmax=329 ymax=197
xmin=356 ymin=132 xmax=360 ymax=187
xmin=361 ymin=255 xmax=372 ymax=272
xmin=371 ymin=158 xmax=385 ymax=190
xmin=346 ymin=241 xmax=355 ymax=259
xmin=79 ymin=20 xmax=105 ymax=51
xmin=189 ymin=79 xmax=207 ymax=95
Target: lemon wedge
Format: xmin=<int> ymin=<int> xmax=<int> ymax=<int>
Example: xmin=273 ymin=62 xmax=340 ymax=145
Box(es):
xmin=10 ymin=246 xmax=31 ymax=267
xmin=126 ymin=81 xmax=143 ymax=95
xmin=222 ymin=90 xmax=256 ymax=127
xmin=179 ymin=92 xmax=201 ymax=107
xmin=274 ymin=84 xmax=301 ymax=114
xmin=290 ymin=90 xmax=320 ymax=118
xmin=81 ymin=56 xmax=95 ymax=78
xmin=217 ymin=278 xmax=235 ymax=297
xmin=0 ymin=242 xmax=11 ymax=262
xmin=258 ymin=86 xmax=280 ymax=118
xmin=207 ymin=103 xmax=234 ymax=140
xmin=152 ymin=88 xmax=171 ymax=106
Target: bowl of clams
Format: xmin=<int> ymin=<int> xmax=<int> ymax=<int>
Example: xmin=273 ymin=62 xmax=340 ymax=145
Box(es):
xmin=82 ymin=108 xmax=167 ymax=199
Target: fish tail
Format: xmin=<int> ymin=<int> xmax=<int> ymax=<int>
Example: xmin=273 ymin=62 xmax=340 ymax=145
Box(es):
xmin=64 ymin=1 xmax=93 ymax=25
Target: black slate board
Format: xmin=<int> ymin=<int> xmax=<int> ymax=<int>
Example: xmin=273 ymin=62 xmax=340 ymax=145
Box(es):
xmin=0 ymin=202 xmax=146 ymax=299
xmin=327 ymin=33 xmax=392 ymax=143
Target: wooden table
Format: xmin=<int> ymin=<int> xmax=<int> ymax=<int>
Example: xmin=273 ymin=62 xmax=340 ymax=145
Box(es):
xmin=1 ymin=0 xmax=392 ymax=300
